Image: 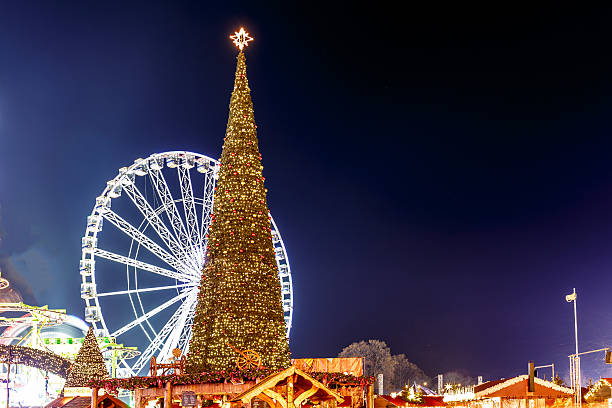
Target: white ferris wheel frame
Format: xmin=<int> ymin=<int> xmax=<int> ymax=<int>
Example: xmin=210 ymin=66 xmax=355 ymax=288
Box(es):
xmin=79 ymin=151 xmax=293 ymax=377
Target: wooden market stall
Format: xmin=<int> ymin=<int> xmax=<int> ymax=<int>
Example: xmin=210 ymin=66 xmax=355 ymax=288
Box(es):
xmin=292 ymin=357 xmax=371 ymax=408
xmin=230 ymin=366 xmax=344 ymax=408
xmin=134 ymin=380 xmax=257 ymax=408
xmin=445 ymin=375 xmax=574 ymax=408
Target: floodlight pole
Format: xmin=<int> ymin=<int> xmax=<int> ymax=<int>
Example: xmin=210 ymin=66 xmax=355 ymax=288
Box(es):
xmin=570 ymin=288 xmax=581 ymax=408
xmin=573 ymin=288 xmax=579 ymax=365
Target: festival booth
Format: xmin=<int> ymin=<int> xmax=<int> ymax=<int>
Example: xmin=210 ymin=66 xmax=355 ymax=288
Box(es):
xmin=583 ymin=378 xmax=612 ymax=408
xmin=444 ymin=376 xmax=574 ymax=408
xmin=108 ymin=359 xmax=372 ymax=408
xmin=292 ymin=358 xmax=372 ymax=408
xmin=133 ymin=378 xmax=256 ymax=408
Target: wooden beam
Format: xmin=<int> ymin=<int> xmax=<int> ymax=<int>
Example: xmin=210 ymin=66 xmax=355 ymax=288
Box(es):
xmin=230 ymin=367 xmax=343 ymax=406
xmin=262 ymin=389 xmax=287 ymax=408
xmin=91 ymin=388 xmax=99 ymax=408
xmin=293 ymin=369 xmax=343 ymax=403
xmin=237 ymin=368 xmax=295 ymax=403
xmin=134 ymin=389 xmax=141 ymax=408
xmin=287 ymin=372 xmax=295 ymax=408
xmin=164 ymin=382 xmax=172 ymax=408
xmin=258 ymin=393 xmax=276 ymax=408
xmin=294 ymin=386 xmax=320 ymax=407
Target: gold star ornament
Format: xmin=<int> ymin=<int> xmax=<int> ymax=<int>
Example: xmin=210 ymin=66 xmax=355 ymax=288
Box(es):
xmin=230 ymin=27 xmax=254 ymax=51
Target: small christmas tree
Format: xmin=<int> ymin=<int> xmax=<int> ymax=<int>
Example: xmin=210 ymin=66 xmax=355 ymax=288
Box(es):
xmin=399 ymin=385 xmax=424 ymax=403
xmin=186 ymin=29 xmax=290 ymax=373
xmin=65 ymin=327 xmax=108 ymax=387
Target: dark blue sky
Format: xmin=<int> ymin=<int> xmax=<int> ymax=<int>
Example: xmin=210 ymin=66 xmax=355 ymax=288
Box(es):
xmin=1 ymin=2 xmax=612 ymax=383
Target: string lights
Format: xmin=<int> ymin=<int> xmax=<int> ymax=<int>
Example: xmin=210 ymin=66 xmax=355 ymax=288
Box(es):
xmin=0 ymin=344 xmax=71 ymax=378
xmin=584 ymin=379 xmax=611 ymax=402
xmin=185 ymin=30 xmax=290 ymax=373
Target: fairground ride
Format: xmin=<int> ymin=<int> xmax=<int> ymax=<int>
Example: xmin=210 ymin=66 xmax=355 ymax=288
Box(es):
xmin=80 ymin=151 xmax=294 ymax=376
xmin=0 ymin=288 xmax=140 ymax=405
xmin=0 ymin=300 xmax=72 ymax=406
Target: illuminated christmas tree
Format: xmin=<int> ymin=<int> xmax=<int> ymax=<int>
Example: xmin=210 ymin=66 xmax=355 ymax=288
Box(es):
xmin=186 ymin=28 xmax=290 ymax=373
xmin=65 ymin=327 xmax=108 ymax=387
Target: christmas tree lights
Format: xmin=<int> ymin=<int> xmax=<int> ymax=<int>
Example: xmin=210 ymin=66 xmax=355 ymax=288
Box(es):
xmin=186 ymin=29 xmax=290 ymax=373
xmin=65 ymin=327 xmax=109 ymax=387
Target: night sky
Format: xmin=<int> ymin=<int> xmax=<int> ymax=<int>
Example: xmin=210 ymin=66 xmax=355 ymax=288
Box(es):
xmin=2 ymin=2 xmax=612 ymax=383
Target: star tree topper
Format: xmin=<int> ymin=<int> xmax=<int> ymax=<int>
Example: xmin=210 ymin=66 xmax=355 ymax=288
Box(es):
xmin=230 ymin=27 xmax=253 ymax=51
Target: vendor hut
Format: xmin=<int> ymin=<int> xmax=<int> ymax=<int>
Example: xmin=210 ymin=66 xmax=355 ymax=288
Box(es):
xmin=446 ymin=375 xmax=573 ymax=408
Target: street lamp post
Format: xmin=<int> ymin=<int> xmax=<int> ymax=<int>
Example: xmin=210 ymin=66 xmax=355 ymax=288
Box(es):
xmin=566 ymin=288 xmax=580 ymax=408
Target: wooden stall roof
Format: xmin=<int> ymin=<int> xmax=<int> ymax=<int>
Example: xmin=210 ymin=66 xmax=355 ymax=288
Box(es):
xmin=231 ymin=366 xmax=344 ymax=404
xmin=46 ymin=395 xmax=129 ymax=408
xmin=475 ymin=375 xmax=573 ymax=399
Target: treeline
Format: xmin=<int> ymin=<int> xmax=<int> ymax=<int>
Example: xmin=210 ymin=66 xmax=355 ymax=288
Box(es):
xmin=338 ymin=339 xmax=476 ymax=394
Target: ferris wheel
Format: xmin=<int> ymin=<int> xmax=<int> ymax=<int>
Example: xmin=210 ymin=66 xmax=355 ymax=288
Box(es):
xmin=79 ymin=151 xmax=293 ymax=377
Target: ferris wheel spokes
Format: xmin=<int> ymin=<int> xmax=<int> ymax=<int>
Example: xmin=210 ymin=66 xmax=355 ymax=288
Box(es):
xmin=157 ymin=293 xmax=196 ymax=365
xmin=122 ymin=182 xmax=196 ymax=270
xmin=148 ymin=169 xmax=199 ymax=270
xmin=96 ymin=283 xmax=191 ymax=298
xmin=101 ymin=209 xmax=190 ymax=274
xmin=200 ymin=167 xmax=216 ymax=249
xmin=178 ymin=166 xmax=203 ymax=261
xmin=93 ymin=248 xmax=187 ymax=282
xmin=129 ymin=295 xmax=194 ymax=374
xmin=176 ymin=308 xmax=195 ymax=355
xmin=111 ymin=291 xmax=190 ymax=338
